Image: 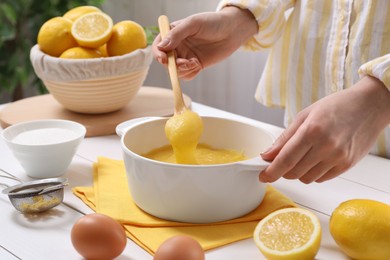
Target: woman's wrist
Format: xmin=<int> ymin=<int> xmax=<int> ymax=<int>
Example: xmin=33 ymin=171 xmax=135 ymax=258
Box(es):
xmin=220 ymin=6 xmax=258 ymax=43
xmin=355 ymin=76 xmax=390 ymax=125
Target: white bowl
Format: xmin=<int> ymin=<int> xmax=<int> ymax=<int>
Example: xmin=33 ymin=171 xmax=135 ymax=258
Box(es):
xmin=116 ymin=116 xmax=275 ymax=223
xmin=30 ymin=44 xmax=153 ymax=114
xmin=2 ymin=119 xmax=86 ymax=179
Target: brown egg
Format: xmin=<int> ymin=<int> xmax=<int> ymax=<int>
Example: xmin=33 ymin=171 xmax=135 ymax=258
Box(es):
xmin=71 ymin=213 xmax=127 ymax=260
xmin=154 ymin=235 xmax=205 ymax=260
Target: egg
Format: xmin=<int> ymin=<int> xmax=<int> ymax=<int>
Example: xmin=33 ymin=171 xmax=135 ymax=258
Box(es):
xmin=154 ymin=235 xmax=205 ymax=260
xmin=71 ymin=213 xmax=127 ymax=260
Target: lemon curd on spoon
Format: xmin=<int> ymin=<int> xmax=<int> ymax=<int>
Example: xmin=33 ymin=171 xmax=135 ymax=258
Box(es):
xmin=164 ymin=110 xmax=203 ymax=164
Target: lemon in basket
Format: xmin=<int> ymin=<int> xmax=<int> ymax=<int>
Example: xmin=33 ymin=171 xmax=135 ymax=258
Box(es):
xmin=97 ymin=44 xmax=108 ymax=57
xmin=71 ymin=12 xmax=113 ymax=48
xmin=106 ymin=20 xmax=147 ymax=56
xmin=60 ymin=46 xmax=102 ymax=59
xmin=37 ymin=17 xmax=78 ymax=57
xmin=253 ymin=207 xmax=321 ymax=260
xmin=63 ymin=5 xmax=102 ymax=21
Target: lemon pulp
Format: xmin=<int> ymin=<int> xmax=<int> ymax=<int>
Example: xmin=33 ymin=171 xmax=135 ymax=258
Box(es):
xmin=259 ymin=211 xmax=314 ymax=251
xmin=71 ymin=12 xmax=113 ymax=48
xmin=254 ymin=208 xmax=322 ymax=260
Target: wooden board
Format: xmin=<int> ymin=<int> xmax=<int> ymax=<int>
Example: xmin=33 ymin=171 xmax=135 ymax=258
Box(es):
xmin=0 ymin=86 xmax=192 ymax=137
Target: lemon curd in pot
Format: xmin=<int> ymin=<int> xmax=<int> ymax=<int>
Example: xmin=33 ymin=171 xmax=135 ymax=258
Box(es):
xmin=146 ymin=110 xmax=248 ymax=165
xmin=142 ymin=143 xmax=247 ymax=165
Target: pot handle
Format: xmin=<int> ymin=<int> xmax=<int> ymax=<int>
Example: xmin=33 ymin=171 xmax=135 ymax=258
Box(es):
xmin=235 ymin=156 xmax=270 ymax=172
xmin=116 ymin=117 xmax=165 ymax=137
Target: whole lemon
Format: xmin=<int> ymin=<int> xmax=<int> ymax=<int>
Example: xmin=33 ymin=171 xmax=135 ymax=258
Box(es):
xmin=106 ymin=20 xmax=147 ymax=57
xmin=97 ymin=44 xmax=108 ymax=57
xmin=37 ymin=17 xmax=78 ymax=57
xmin=329 ymin=199 xmax=390 ymax=259
xmin=63 ymin=5 xmax=102 ymax=22
xmin=60 ymin=47 xmax=102 ymax=59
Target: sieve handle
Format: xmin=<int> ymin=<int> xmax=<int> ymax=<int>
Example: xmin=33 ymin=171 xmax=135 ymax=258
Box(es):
xmin=0 ymin=169 xmax=22 ymax=182
xmin=0 ymin=169 xmax=21 ymax=192
xmin=38 ymin=182 xmax=69 ymax=195
xmin=0 ymin=183 xmax=10 ymax=189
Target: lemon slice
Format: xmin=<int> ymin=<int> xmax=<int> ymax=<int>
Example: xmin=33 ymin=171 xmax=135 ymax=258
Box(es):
xmin=72 ymin=12 xmax=113 ymax=48
xmin=254 ymin=208 xmax=322 ymax=260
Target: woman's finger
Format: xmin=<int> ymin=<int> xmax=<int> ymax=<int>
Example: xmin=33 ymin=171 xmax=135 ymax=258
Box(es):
xmin=261 ymin=111 xmax=307 ymax=161
xmin=259 ymin=126 xmax=313 ymax=182
xmin=152 ymin=34 xmax=168 ymax=64
xmin=282 ymin=147 xmax=319 ymax=180
xmin=297 ymin=162 xmax=335 ymax=184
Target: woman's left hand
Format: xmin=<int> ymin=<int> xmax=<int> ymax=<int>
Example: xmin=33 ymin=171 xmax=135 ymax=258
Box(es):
xmin=260 ymin=76 xmax=390 ymax=183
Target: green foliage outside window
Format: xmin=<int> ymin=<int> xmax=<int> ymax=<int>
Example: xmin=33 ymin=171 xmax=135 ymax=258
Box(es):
xmin=0 ymin=0 xmax=105 ymax=102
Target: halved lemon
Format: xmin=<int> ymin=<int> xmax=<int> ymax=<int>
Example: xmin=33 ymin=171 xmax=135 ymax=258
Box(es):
xmin=253 ymin=207 xmax=322 ymax=260
xmin=71 ymin=12 xmax=113 ymax=48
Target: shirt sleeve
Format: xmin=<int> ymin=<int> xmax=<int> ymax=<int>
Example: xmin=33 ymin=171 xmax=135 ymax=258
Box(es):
xmin=216 ymin=0 xmax=295 ymax=50
xmin=358 ymin=54 xmax=390 ymax=91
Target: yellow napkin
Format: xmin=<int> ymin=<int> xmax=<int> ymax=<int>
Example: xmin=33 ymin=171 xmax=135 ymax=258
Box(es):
xmin=73 ymin=157 xmax=296 ymax=255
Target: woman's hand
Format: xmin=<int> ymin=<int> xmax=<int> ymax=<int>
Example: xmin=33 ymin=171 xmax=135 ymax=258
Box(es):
xmin=152 ymin=6 xmax=257 ymax=79
xmin=260 ymin=76 xmax=390 ymax=183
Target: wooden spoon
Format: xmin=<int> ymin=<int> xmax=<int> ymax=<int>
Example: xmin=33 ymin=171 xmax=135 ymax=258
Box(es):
xmin=158 ymin=15 xmax=203 ymax=164
xmin=158 ymin=15 xmax=187 ymax=114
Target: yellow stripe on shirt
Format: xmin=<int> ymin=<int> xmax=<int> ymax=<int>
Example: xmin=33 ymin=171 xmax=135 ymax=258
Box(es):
xmin=311 ymin=0 xmax=332 ymax=103
xmin=295 ymin=1 xmax=316 ymax=113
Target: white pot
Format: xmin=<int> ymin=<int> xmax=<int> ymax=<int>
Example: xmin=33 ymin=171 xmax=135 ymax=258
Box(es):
xmin=116 ymin=116 xmax=274 ymax=223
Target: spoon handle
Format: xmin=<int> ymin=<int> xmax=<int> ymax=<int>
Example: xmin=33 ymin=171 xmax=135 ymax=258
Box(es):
xmin=158 ymin=15 xmax=187 ymax=114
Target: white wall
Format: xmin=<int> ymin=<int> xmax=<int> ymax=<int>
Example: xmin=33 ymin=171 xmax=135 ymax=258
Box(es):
xmin=102 ymin=0 xmax=285 ymax=127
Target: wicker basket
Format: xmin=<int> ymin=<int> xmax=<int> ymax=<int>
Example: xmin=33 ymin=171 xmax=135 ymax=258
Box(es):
xmin=30 ymin=44 xmax=153 ymax=114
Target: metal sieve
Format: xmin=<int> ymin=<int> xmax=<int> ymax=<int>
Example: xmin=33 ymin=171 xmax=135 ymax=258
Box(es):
xmin=0 ymin=170 xmax=68 ymax=214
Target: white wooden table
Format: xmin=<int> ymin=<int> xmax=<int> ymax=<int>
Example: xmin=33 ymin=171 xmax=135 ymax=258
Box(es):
xmin=1 ymin=102 xmax=389 ymax=260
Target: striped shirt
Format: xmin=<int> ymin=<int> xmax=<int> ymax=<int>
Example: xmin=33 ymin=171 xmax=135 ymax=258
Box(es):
xmin=217 ymin=0 xmax=390 ymax=159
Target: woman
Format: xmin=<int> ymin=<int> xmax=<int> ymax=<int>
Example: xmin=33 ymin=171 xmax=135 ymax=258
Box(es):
xmin=152 ymin=0 xmax=390 ymax=183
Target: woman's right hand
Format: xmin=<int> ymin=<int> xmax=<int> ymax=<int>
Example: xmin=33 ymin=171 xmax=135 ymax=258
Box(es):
xmin=152 ymin=6 xmax=258 ymax=80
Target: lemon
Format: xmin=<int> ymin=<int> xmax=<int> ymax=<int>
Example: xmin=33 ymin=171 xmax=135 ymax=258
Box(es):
xmin=37 ymin=17 xmax=78 ymax=57
xmin=71 ymin=12 xmax=113 ymax=48
xmin=254 ymin=208 xmax=322 ymax=260
xmin=97 ymin=44 xmax=108 ymax=57
xmin=329 ymin=199 xmax=390 ymax=259
xmin=106 ymin=20 xmax=147 ymax=57
xmin=63 ymin=5 xmax=102 ymax=22
xmin=60 ymin=46 xmax=102 ymax=59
